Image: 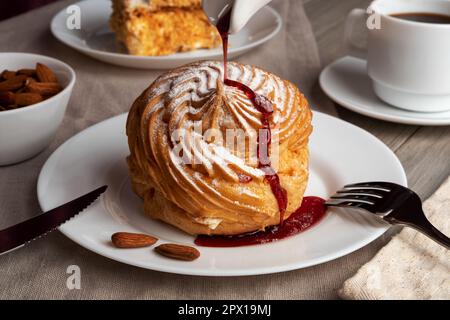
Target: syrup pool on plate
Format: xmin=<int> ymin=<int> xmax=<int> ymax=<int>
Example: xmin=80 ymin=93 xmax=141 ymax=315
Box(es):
xmin=195 ymin=197 xmax=327 ymax=247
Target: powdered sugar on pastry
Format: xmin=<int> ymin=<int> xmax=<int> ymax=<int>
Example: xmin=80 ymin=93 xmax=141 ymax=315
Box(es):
xmin=126 ymin=61 xmax=312 ymax=235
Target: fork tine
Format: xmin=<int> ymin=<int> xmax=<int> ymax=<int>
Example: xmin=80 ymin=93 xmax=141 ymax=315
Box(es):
xmin=325 ymin=200 xmax=375 ymax=212
xmin=343 ymin=185 xmax=390 ymax=191
xmin=344 ymin=182 xmax=392 ymax=192
xmin=328 ymin=196 xmax=375 ymax=205
xmin=325 ymin=199 xmax=375 ymax=213
xmin=335 ymin=190 xmax=383 ymax=198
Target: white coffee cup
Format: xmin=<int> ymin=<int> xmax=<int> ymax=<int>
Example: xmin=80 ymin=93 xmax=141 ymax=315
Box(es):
xmin=345 ymin=0 xmax=450 ymax=113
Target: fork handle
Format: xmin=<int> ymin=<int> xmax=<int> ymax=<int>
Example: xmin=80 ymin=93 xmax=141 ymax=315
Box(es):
xmin=386 ymin=214 xmax=450 ymax=250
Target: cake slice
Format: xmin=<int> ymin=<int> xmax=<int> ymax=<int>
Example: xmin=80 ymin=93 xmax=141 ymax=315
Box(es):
xmin=110 ymin=0 xmax=221 ymax=56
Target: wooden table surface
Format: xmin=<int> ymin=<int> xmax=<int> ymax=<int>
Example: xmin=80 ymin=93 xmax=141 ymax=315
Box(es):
xmin=304 ymin=0 xmax=450 ymax=201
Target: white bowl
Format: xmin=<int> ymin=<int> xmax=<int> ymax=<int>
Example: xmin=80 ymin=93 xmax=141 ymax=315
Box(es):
xmin=0 ymin=53 xmax=76 ymax=166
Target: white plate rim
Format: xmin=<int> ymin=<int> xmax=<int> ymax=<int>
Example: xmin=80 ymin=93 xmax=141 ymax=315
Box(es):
xmin=319 ymin=56 xmax=450 ymax=126
xmin=37 ymin=111 xmax=407 ymax=276
xmin=50 ymin=0 xmax=282 ymax=63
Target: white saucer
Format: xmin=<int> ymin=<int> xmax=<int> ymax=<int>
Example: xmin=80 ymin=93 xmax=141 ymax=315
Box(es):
xmin=50 ymin=0 xmax=282 ymax=70
xmin=320 ymin=56 xmax=450 ymax=126
xmin=37 ymin=112 xmax=406 ymax=276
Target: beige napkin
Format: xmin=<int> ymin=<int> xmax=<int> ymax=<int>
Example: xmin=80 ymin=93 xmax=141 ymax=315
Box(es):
xmin=339 ymin=177 xmax=450 ymax=300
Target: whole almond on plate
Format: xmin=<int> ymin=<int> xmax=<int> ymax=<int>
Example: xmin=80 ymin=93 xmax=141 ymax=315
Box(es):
xmin=26 ymin=82 xmax=62 ymax=97
xmin=36 ymin=63 xmax=58 ymax=83
xmin=154 ymin=244 xmax=200 ymax=261
xmin=14 ymin=93 xmax=43 ymax=106
xmin=111 ymin=232 xmax=158 ymax=248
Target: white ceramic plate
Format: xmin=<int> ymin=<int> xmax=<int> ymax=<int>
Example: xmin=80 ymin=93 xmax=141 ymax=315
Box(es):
xmin=37 ymin=112 xmax=407 ymax=276
xmin=50 ymin=0 xmax=282 ymax=69
xmin=320 ymin=56 xmax=450 ymax=126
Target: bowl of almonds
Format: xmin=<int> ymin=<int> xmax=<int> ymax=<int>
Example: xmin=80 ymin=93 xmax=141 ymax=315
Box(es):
xmin=0 ymin=53 xmax=76 ymax=165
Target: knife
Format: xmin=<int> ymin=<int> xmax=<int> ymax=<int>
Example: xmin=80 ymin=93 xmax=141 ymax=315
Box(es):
xmin=0 ymin=185 xmax=108 ymax=255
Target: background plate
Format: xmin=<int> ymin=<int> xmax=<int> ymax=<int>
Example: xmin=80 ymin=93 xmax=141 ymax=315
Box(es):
xmin=50 ymin=0 xmax=282 ymax=69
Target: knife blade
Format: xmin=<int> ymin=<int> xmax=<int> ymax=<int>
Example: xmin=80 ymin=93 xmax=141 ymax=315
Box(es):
xmin=0 ymin=185 xmax=108 ymax=255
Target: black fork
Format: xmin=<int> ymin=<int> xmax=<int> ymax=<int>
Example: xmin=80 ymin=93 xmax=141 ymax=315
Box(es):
xmin=326 ymin=182 xmax=450 ymax=250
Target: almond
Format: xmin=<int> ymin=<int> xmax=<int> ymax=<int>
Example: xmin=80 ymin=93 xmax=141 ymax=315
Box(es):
xmin=5 ymin=104 xmax=19 ymax=110
xmin=1 ymin=70 xmax=17 ymax=80
xmin=111 ymin=232 xmax=158 ymax=248
xmin=0 ymin=75 xmax=27 ymax=92
xmin=14 ymin=93 xmax=43 ymax=106
xmin=17 ymin=68 xmax=37 ymax=77
xmin=26 ymin=82 xmax=62 ymax=97
xmin=36 ymin=63 xmax=58 ymax=83
xmin=154 ymin=244 xmax=200 ymax=261
xmin=0 ymin=91 xmax=15 ymax=105
xmin=25 ymin=77 xmax=36 ymax=85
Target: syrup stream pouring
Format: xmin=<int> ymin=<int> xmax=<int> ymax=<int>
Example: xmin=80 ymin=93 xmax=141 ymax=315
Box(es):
xmin=202 ymin=0 xmax=272 ymax=34
xmin=214 ymin=2 xmax=288 ymax=226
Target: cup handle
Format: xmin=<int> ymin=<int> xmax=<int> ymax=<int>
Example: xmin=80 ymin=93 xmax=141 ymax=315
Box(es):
xmin=344 ymin=8 xmax=368 ymax=59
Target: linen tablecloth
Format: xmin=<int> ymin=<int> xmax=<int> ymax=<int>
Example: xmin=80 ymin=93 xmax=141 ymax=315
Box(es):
xmin=0 ymin=0 xmax=387 ymax=300
xmin=339 ymin=176 xmax=450 ymax=300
